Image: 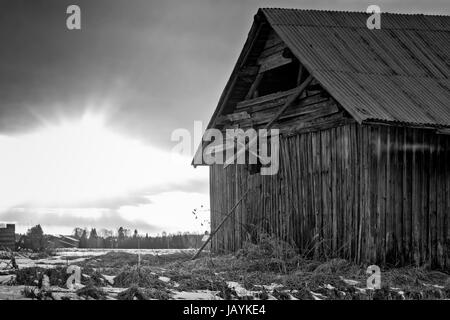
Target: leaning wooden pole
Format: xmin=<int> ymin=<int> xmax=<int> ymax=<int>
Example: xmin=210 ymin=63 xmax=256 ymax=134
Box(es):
xmin=192 ymin=188 xmax=250 ymax=260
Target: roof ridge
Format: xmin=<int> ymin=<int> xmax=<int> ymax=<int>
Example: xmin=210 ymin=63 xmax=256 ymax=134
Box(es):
xmin=312 ymin=69 xmax=450 ymax=80
xmin=269 ymin=23 xmax=450 ymax=32
xmin=260 ymin=7 xmax=450 ymax=18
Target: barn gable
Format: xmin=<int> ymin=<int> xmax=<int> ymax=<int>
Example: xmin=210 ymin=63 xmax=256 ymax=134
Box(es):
xmin=213 ymin=28 xmax=351 ymax=132
xmin=194 ymin=9 xmax=450 ymax=164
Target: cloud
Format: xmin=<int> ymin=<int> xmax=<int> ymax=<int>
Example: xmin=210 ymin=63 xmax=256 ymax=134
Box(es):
xmin=1 ymin=207 xmax=159 ymax=235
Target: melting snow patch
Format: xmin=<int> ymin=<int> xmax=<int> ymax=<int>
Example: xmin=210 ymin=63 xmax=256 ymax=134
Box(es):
xmin=172 ymin=290 xmax=221 ymax=300
xmin=227 ymin=281 xmax=253 ymax=297
xmin=103 ymin=275 xmax=115 ymax=285
xmin=158 ymin=276 xmax=171 ymax=283
xmin=340 ymin=277 xmax=359 ymax=286
xmin=310 ymin=291 xmax=326 ymax=300
xmin=253 ymin=283 xmax=283 ymax=291
xmin=0 ymin=275 xmax=15 ymax=285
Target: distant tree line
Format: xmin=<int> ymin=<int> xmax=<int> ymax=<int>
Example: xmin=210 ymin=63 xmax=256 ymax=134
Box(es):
xmin=73 ymin=227 xmax=206 ymax=249
xmin=15 ymin=225 xmax=207 ymax=251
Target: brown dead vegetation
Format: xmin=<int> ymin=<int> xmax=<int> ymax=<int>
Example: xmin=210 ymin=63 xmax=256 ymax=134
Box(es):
xmin=9 ymin=234 xmax=450 ymax=300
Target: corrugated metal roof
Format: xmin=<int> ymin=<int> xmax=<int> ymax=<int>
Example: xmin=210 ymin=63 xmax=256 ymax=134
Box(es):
xmin=261 ymin=8 xmax=450 ymax=126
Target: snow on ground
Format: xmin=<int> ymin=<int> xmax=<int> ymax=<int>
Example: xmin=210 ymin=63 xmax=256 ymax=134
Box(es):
xmin=171 ymin=290 xmax=222 ymax=300
xmin=1 ymin=248 xmax=230 ymax=300
xmin=54 ymin=248 xmax=197 ymax=257
xmin=0 ymin=285 xmax=29 ymax=300
xmin=1 ymin=248 xmax=197 ymax=269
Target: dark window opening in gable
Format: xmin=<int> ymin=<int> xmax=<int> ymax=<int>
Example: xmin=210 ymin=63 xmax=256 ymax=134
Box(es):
xmin=257 ymin=60 xmax=300 ymax=96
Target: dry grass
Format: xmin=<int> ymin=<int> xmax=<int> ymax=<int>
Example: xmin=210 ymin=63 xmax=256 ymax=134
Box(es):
xmin=15 ymin=266 xmax=69 ymax=287
xmin=12 ymin=234 xmax=449 ymax=300
xmin=117 ymin=286 xmax=148 ymax=300
xmin=113 ymin=266 xmax=167 ymax=288
xmin=76 ymin=284 xmax=107 ymax=300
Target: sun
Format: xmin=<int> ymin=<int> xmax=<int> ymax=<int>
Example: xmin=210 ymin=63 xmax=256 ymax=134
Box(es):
xmin=0 ymin=113 xmax=166 ymax=209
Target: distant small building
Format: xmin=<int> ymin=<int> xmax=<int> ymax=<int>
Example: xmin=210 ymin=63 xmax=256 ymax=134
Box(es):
xmin=0 ymin=224 xmax=16 ymax=250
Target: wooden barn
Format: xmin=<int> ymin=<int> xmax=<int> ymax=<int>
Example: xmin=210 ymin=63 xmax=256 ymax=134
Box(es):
xmin=193 ymin=9 xmax=450 ymax=269
xmin=0 ymin=224 xmax=15 ymax=250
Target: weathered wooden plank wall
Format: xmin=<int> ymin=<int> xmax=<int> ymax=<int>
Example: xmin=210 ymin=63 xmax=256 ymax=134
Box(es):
xmin=209 ymin=124 xmax=450 ymax=269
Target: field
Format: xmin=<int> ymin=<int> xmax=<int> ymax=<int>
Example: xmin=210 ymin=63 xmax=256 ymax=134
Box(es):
xmin=1 ymin=240 xmax=449 ymax=300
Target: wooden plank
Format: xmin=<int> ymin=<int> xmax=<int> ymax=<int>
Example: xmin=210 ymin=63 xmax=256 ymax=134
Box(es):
xmin=321 ymin=129 xmax=332 ymax=258
xmin=210 ymin=166 xmax=215 ymax=251
xmin=341 ymin=125 xmax=349 ymax=258
xmin=358 ymin=125 xmax=366 ymax=263
xmin=337 ymin=126 xmax=347 ymax=256
xmin=282 ymin=138 xmax=291 ymax=245
xmin=288 ymin=137 xmax=298 ymax=246
xmin=300 ymin=134 xmax=309 ymax=252
xmin=247 ymin=100 xmax=338 ymax=126
xmin=385 ymin=127 xmax=391 ymax=263
xmin=369 ymin=126 xmax=378 ymax=263
xmin=258 ymin=50 xmax=292 ymax=73
xmin=307 ymin=133 xmax=315 ymax=257
xmin=429 ymin=133 xmax=437 ymax=267
xmin=236 ymin=87 xmax=298 ymax=109
xmin=281 ymin=112 xmax=351 ymax=135
xmin=421 ymin=132 xmax=430 ymax=264
xmin=394 ymin=128 xmax=404 ymax=265
xmin=245 ymin=72 xmax=264 ymax=100
xmin=404 ymin=128 xmax=413 ymax=264
xmin=364 ymin=126 xmax=371 ymax=263
xmin=312 ymin=132 xmax=322 ymax=257
xmin=238 ymin=66 xmax=259 ymax=78
xmin=216 ymin=111 xmax=251 ymax=125
xmin=353 ymin=124 xmax=360 ymax=262
xmin=380 ymin=127 xmax=387 ymax=264
xmin=238 ymin=91 xmax=327 ymax=113
xmin=411 ymin=130 xmax=420 ymax=265
xmin=386 ymin=127 xmax=396 ymax=264
xmin=444 ymin=135 xmax=450 ymax=269
xmin=331 ymin=128 xmax=338 ymax=254
xmin=436 ymin=134 xmax=444 ymax=268
xmin=258 ymin=42 xmax=288 ymax=60
xmin=297 ymin=64 xmax=305 ymax=86
xmin=336 ymin=126 xmax=343 ymax=256
xmin=346 ymin=125 xmax=353 ymax=259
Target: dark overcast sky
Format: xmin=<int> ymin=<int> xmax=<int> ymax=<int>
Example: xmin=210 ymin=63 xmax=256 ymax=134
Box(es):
xmin=0 ymin=0 xmax=448 ymax=234
xmin=1 ymin=0 xmax=449 ymax=149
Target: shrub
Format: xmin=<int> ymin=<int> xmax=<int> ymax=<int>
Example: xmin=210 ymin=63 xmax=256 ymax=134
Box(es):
xmin=117 ymin=286 xmax=148 ymax=300
xmin=239 ymin=233 xmax=297 ymax=261
xmin=15 ymin=267 xmax=70 ymax=287
xmin=113 ymin=266 xmax=166 ymax=288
